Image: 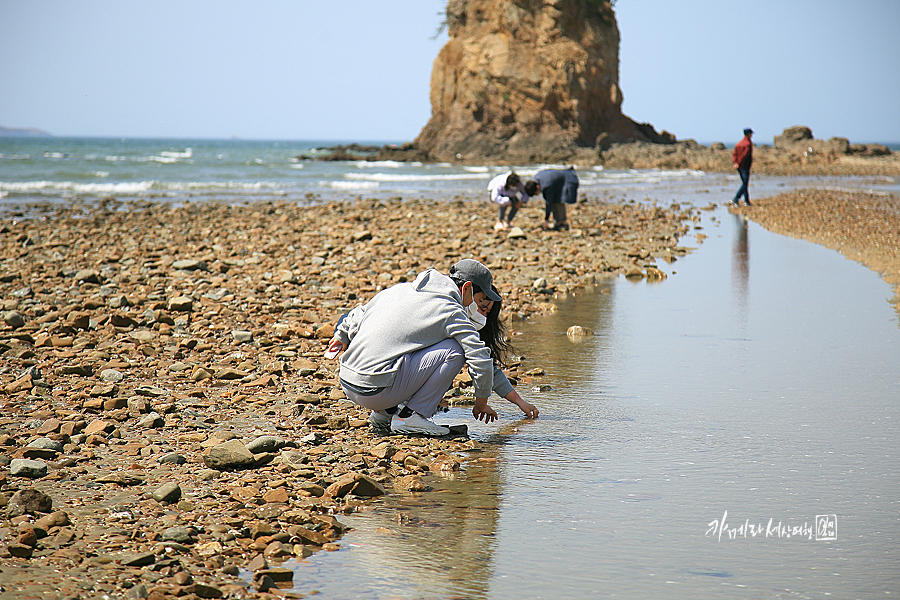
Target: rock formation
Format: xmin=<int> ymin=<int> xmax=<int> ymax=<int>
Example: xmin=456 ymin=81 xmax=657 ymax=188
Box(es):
xmin=596 ymin=126 xmax=896 ymax=175
xmin=773 ymin=125 xmax=891 ymax=157
xmin=412 ymin=0 xmax=673 ymax=163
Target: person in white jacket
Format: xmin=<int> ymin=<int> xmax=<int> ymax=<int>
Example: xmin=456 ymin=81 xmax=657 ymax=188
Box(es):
xmin=325 ymin=259 xmax=538 ymax=436
xmin=487 ymin=172 xmax=529 ymax=231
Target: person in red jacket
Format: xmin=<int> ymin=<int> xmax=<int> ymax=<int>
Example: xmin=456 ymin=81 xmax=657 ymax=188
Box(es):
xmin=732 ymin=128 xmax=754 ymax=206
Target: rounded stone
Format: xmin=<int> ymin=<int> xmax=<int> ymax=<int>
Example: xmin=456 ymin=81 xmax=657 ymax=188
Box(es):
xmin=152 ymin=482 xmax=182 ymax=504
xmin=26 ymin=437 xmax=64 ymax=452
xmin=9 ymin=459 xmax=48 ymax=479
xmin=3 ymin=310 xmax=25 ymax=329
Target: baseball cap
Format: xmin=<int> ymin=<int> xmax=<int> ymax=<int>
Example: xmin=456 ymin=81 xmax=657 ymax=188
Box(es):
xmin=450 ymin=259 xmax=502 ymax=301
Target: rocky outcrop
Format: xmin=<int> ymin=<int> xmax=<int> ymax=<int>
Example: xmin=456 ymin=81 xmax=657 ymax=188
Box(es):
xmin=413 ymin=0 xmax=673 ymax=163
xmin=311 ymin=125 xmax=896 ymax=175
xmin=599 ymin=126 xmax=898 ymax=176
xmin=774 ymin=125 xmax=891 ymax=157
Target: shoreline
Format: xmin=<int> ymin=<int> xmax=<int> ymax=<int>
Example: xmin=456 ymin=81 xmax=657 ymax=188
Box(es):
xmin=734 ymin=189 xmax=900 ymax=319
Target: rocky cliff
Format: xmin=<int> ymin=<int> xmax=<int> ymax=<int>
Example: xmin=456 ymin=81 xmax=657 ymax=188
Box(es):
xmin=411 ymin=0 xmax=672 ymax=163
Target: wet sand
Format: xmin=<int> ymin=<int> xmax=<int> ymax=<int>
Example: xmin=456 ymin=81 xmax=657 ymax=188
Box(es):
xmin=734 ymin=189 xmax=900 ymax=317
xmin=0 ymin=197 xmax=695 ymax=598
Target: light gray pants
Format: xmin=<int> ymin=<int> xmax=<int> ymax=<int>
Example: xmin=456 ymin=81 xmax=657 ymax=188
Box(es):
xmin=341 ymin=338 xmax=464 ymax=418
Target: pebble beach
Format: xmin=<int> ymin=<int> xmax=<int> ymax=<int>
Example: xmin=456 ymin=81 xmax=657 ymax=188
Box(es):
xmin=0 ymin=196 xmax=697 ymax=599
xmin=1 ymin=171 xmax=898 ymax=598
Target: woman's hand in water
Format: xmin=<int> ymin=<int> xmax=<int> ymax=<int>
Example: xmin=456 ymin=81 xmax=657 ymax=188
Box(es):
xmin=473 ymin=397 xmax=498 ymax=422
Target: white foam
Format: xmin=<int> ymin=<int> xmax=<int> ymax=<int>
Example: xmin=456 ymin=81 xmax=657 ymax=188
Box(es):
xmin=101 ymin=153 xmax=191 ymax=164
xmin=353 ymin=160 xmax=417 ymax=168
xmin=163 ymin=181 xmax=283 ymax=192
xmin=328 ymin=181 xmax=379 ymax=190
xmin=0 ymin=181 xmax=55 ymax=192
xmin=82 ymin=181 xmax=155 ymax=193
xmin=343 ymin=172 xmax=486 ymax=182
xmin=587 ymin=169 xmax=707 ymax=184
xmin=0 ymin=180 xmax=155 ymax=194
xmin=160 ymin=148 xmax=192 ymax=159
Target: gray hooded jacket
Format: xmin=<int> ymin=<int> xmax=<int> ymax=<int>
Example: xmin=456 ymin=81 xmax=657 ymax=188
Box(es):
xmin=334 ymin=268 xmax=501 ymax=398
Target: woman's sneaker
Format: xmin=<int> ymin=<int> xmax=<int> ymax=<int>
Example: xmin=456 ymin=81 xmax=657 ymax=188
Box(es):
xmin=368 ymin=410 xmax=392 ymax=429
xmin=391 ymin=412 xmax=450 ymax=437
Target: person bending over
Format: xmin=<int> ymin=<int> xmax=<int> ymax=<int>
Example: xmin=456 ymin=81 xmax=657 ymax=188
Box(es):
xmin=524 ymin=167 xmax=579 ymax=231
xmin=487 ymin=172 xmax=529 ymax=231
xmin=325 ymin=259 xmax=538 ymax=437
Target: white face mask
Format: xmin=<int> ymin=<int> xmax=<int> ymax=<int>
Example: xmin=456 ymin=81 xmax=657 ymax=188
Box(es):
xmin=465 ymin=300 xmax=487 ymax=330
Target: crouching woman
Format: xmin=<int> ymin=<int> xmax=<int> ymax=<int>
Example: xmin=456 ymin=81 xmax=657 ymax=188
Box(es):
xmin=325 ymin=259 xmax=538 ymax=437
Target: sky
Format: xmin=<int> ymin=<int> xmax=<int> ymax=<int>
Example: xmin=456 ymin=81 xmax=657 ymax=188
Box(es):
xmin=1 ymin=0 xmax=898 ymax=145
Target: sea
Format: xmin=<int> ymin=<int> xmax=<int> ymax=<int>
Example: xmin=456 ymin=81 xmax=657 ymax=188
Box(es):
xmin=4 ymin=136 xmax=898 ymax=217
xmin=3 ymin=136 xmax=900 ymax=599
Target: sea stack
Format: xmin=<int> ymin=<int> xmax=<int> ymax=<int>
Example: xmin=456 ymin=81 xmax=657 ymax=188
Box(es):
xmin=413 ymin=0 xmax=673 ymax=163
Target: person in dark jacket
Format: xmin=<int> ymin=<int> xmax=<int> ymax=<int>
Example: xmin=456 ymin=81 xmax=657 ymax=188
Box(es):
xmin=732 ymin=128 xmax=754 ymax=206
xmin=524 ymin=167 xmax=579 ymax=231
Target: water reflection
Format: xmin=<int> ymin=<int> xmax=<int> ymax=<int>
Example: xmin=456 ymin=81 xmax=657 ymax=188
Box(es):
xmin=278 ymin=445 xmax=504 ymax=599
xmin=280 ymin=201 xmax=900 ymax=599
xmin=274 ymin=286 xmax=619 ymax=600
xmin=730 ymin=214 xmax=750 ymax=330
xmin=492 ymin=207 xmax=900 ymax=599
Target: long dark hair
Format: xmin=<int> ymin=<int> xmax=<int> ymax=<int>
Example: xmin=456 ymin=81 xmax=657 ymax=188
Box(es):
xmin=480 ymin=285 xmax=514 ymax=367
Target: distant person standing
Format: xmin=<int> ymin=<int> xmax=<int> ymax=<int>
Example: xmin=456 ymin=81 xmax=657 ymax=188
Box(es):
xmin=524 ymin=167 xmax=579 ymax=231
xmin=487 ymin=172 xmax=529 ymax=230
xmin=732 ymin=128 xmax=753 ymax=206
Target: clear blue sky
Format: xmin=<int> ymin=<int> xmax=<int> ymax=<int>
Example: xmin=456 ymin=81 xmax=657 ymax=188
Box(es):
xmin=2 ymin=1 xmax=898 ymax=145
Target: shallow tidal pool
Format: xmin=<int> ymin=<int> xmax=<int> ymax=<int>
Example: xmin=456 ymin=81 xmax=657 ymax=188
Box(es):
xmin=272 ymin=202 xmax=900 ymax=599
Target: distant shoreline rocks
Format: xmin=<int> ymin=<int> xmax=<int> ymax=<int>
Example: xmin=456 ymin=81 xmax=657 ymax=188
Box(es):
xmin=0 ymin=126 xmax=52 ymax=138
xmin=299 ymin=127 xmax=898 ymax=177
xmin=296 ymin=142 xmax=431 ymax=163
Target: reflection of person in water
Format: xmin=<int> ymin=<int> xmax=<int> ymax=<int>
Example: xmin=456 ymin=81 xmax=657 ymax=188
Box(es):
xmin=344 ymin=446 xmax=504 ymax=598
xmin=731 ymin=214 xmax=750 ymax=325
